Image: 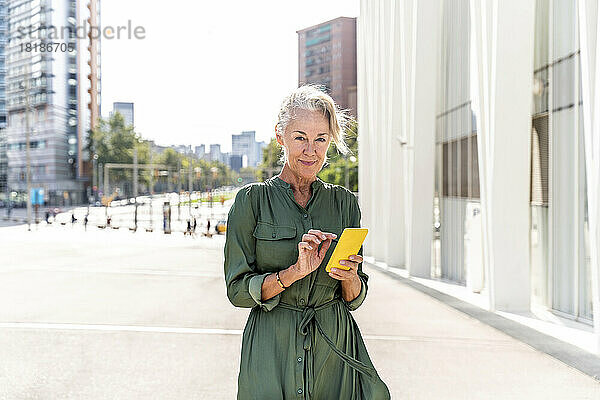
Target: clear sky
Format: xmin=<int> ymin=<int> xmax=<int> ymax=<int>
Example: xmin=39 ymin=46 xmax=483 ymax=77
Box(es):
xmin=99 ymin=0 xmax=359 ymax=153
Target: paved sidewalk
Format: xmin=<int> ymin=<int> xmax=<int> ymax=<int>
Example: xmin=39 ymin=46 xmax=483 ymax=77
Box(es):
xmin=356 ymin=265 xmax=600 ymax=399
xmin=0 ymin=224 xmax=599 ymax=399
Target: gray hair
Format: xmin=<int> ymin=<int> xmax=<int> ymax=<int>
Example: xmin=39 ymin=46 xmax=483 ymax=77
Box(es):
xmin=275 ymin=85 xmax=351 ymax=164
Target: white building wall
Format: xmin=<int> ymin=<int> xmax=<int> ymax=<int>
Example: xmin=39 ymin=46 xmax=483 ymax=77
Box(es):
xmin=359 ymin=0 xmax=534 ymax=309
xmin=577 ymin=0 xmax=600 ymax=350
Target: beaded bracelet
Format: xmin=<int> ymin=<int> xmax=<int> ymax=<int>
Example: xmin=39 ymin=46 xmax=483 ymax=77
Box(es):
xmin=276 ymin=271 xmax=288 ymax=289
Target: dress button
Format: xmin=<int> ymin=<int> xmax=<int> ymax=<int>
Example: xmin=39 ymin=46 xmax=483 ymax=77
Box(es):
xmin=297 ymin=389 xmax=303 ymax=394
xmin=297 ymin=357 xmax=302 ymax=363
xmin=299 ymin=298 xmax=305 ymax=306
xmin=271 ymin=232 xmax=276 ymax=238
xmin=303 ymin=213 xmax=308 ymax=218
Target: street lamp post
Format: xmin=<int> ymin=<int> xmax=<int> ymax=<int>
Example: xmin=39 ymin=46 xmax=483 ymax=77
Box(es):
xmin=210 ymin=167 xmax=219 ymax=218
xmin=92 ymin=153 xmax=98 ymax=201
xmin=188 ymin=155 xmax=193 ymax=221
xmin=133 ymin=148 xmax=138 ymax=231
xmin=177 ymin=158 xmax=182 ymax=221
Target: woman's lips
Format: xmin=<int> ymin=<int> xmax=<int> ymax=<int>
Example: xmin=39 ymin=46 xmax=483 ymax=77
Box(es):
xmin=299 ymin=160 xmax=317 ymax=166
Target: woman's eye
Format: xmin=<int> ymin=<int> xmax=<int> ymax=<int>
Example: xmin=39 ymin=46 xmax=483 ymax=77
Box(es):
xmin=316 ymin=138 xmax=326 ymax=142
xmin=295 ymin=136 xmax=305 ymax=141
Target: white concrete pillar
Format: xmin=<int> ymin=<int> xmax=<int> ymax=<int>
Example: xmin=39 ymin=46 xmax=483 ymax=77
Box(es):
xmin=470 ymin=0 xmax=535 ymax=312
xmin=358 ymin=0 xmax=377 ymax=257
xmin=383 ymin=0 xmax=407 ymax=268
xmin=359 ymin=0 xmax=398 ymax=263
xmin=374 ymin=0 xmax=389 ymax=261
xmin=358 ymin=0 xmax=438 ymax=272
xmin=401 ymin=0 xmax=441 ymax=278
xmin=577 ymin=0 xmax=600 ymax=352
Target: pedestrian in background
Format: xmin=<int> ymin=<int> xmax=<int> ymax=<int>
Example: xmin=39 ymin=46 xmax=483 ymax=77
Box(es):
xmin=224 ymin=85 xmax=390 ymax=399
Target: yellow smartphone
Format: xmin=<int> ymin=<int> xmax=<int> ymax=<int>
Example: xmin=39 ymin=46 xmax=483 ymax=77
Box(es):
xmin=325 ymin=228 xmax=368 ymax=272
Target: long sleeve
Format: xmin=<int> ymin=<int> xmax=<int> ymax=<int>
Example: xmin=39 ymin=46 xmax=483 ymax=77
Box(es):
xmin=343 ymin=193 xmax=368 ymax=311
xmin=224 ymin=185 xmax=281 ymax=311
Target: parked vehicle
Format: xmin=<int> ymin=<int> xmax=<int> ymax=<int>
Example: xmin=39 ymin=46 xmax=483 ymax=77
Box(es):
xmin=216 ymin=220 xmax=227 ymax=234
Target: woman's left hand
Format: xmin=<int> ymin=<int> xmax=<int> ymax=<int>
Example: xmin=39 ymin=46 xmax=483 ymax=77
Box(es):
xmin=328 ymin=254 xmax=362 ymax=282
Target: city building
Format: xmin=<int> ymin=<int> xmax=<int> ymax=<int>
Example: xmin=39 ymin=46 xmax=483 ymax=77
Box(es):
xmin=194 ymin=144 xmax=205 ymax=159
xmin=110 ymin=102 xmax=134 ymax=127
xmin=256 ymin=141 xmax=265 ymax=165
xmin=0 ymin=0 xmax=7 ymax=200
xmin=148 ymin=140 xmax=168 ymax=155
xmin=171 ymin=144 xmax=191 ymax=155
xmin=209 ymin=144 xmax=223 ymax=163
xmin=231 ymin=130 xmax=264 ymax=168
xmin=358 ymin=0 xmax=600 ymax=355
xmin=5 ymin=0 xmax=90 ymax=205
xmin=229 ymin=154 xmax=242 ymax=172
xmin=297 ymin=17 xmax=357 ymax=115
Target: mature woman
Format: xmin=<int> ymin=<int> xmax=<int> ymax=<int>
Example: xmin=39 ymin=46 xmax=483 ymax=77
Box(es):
xmin=224 ymin=85 xmax=390 ymax=400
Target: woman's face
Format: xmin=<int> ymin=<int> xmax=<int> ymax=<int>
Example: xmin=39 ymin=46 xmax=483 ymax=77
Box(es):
xmin=277 ymin=109 xmax=331 ymax=181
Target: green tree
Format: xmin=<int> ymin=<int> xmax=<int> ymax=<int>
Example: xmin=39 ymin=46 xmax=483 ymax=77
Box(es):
xmin=155 ymin=148 xmax=184 ymax=191
xmin=257 ymin=138 xmax=283 ymax=182
xmin=317 ymin=120 xmax=358 ymax=191
xmin=88 ymin=112 xmax=151 ymax=195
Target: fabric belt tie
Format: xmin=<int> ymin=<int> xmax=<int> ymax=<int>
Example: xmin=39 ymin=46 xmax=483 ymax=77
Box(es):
xmin=278 ymin=298 xmax=376 ymax=399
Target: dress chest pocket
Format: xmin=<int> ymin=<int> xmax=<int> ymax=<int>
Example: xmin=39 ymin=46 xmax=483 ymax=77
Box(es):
xmin=253 ymin=222 xmax=298 ymax=272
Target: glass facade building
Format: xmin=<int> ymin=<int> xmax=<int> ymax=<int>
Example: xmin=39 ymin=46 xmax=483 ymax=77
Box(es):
xmin=5 ymin=0 xmax=83 ymax=205
xmin=0 ymin=0 xmax=7 ymax=199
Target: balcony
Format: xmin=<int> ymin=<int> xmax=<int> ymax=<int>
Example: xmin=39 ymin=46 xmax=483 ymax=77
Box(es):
xmin=305 ymin=34 xmax=331 ymax=47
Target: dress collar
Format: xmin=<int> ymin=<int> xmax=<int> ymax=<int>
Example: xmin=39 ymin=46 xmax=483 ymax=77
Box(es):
xmin=272 ymin=175 xmax=324 ymax=191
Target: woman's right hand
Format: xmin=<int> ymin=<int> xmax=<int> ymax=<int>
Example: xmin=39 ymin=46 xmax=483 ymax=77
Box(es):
xmin=291 ymin=229 xmax=337 ymax=278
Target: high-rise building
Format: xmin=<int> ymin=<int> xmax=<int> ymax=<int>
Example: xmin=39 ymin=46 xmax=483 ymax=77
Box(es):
xmin=256 ymin=141 xmax=265 ymax=165
xmin=0 ymin=0 xmax=7 ymax=199
xmin=194 ymin=144 xmax=205 ymax=159
xmin=209 ymin=144 xmax=223 ymax=163
xmin=5 ymin=0 xmax=94 ymax=205
xmin=231 ymin=131 xmax=266 ymax=168
xmin=297 ymin=17 xmax=357 ymax=115
xmin=229 ymin=154 xmax=242 ymax=172
xmin=111 ymin=101 xmax=134 ymax=127
xmin=232 ymin=130 xmax=257 ymax=168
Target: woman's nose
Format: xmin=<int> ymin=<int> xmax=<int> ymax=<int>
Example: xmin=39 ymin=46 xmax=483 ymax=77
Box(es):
xmin=304 ymin=142 xmax=316 ymax=155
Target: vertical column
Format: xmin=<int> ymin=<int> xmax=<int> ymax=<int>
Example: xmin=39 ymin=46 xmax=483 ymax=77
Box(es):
xmin=371 ymin=1 xmax=387 ymax=259
xmin=470 ymin=0 xmax=535 ymax=311
xmin=358 ymin=0 xmax=439 ymax=270
xmin=358 ymin=0 xmax=382 ymax=258
xmin=577 ymin=0 xmax=600 ymax=352
xmin=378 ymin=0 xmax=392 ymax=264
xmin=357 ymin=0 xmax=372 ymax=255
xmin=404 ymin=0 xmax=441 ymax=278
xmin=384 ymin=0 xmax=406 ymax=268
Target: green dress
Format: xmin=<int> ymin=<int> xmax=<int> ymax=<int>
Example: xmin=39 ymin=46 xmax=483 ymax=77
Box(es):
xmin=224 ymin=176 xmax=391 ymax=400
